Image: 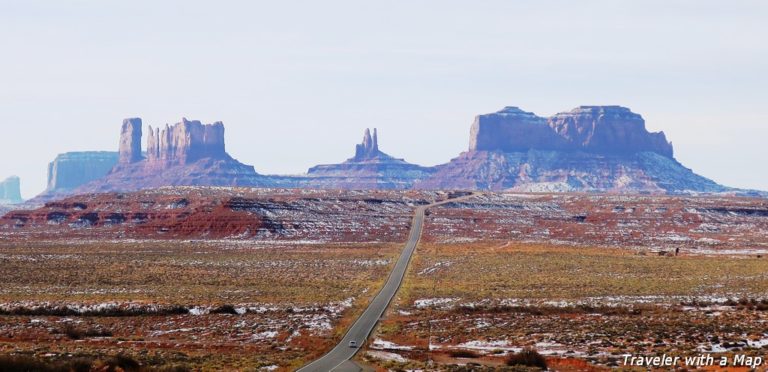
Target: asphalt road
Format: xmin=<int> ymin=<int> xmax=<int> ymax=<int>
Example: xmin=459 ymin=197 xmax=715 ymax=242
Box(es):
xmin=297 ymin=193 xmax=474 ymax=372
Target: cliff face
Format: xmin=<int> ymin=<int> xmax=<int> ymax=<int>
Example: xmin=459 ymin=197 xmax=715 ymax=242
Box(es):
xmin=306 ymin=128 xmax=434 ymax=189
xmin=46 ymin=152 xmax=120 ymax=193
xmin=118 ymin=118 xmax=143 ymax=164
xmin=0 ymin=176 xmax=22 ymax=204
xmin=469 ymin=107 xmax=568 ymax=152
xmin=416 ymin=105 xmax=724 ymax=194
xmin=30 ymin=106 xmax=739 ymax=198
xmin=469 ymin=106 xmax=674 ymax=158
xmin=78 ymin=118 xmax=262 ymax=193
xmin=146 ymin=118 xmax=228 ymax=165
xmin=548 ymin=106 xmax=674 ymax=158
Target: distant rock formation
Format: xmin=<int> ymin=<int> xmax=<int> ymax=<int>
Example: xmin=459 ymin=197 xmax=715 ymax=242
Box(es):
xmin=146 ymin=118 xmax=228 ymax=165
xmin=549 ymin=106 xmax=674 ymax=158
xmin=46 ymin=152 xmax=120 ymax=194
xmin=306 ymin=128 xmax=434 ymax=189
xmin=0 ymin=176 xmax=22 ymax=204
xmin=27 ymin=106 xmax=747 ymax=198
xmin=469 ymin=107 xmax=568 ymax=152
xmin=118 ymin=118 xmax=143 ymax=164
xmin=354 ymin=128 xmax=381 ymax=161
xmin=416 ymin=150 xmax=725 ymax=193
xmin=78 ymin=118 xmax=264 ymax=193
xmin=469 ymin=106 xmax=673 ymax=158
xmin=416 ymin=105 xmax=725 ymax=194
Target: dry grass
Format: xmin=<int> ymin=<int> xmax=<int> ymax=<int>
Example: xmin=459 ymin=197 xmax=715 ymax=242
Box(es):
xmin=0 ymin=241 xmax=399 ymax=305
xmin=366 ymin=242 xmax=768 ymax=371
xmin=0 ymin=240 xmax=399 ymax=371
xmin=403 ymin=242 xmax=768 ymax=302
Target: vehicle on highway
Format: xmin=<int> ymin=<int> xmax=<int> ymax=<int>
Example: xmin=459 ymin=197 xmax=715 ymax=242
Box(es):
xmin=349 ymin=340 xmax=358 ymax=348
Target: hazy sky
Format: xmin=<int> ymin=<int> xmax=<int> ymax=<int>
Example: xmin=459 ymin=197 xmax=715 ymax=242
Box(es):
xmin=2 ymin=1 xmax=767 ymax=198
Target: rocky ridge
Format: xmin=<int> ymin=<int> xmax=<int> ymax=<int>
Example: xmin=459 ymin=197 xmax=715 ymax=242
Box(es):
xmin=1 ymin=188 xmax=445 ymax=241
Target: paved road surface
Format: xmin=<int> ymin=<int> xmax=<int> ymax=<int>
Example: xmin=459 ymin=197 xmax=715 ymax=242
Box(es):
xmin=297 ymin=193 xmax=474 ymax=372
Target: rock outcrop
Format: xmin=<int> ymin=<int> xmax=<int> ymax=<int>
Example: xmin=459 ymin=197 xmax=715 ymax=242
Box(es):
xmin=416 ymin=105 xmax=725 ymax=194
xmin=1 ymin=188 xmax=440 ymax=242
xmin=77 ymin=118 xmax=264 ymax=193
xmin=469 ymin=106 xmax=674 ymax=158
xmin=29 ymin=106 xmax=745 ymax=198
xmin=306 ymin=128 xmax=434 ymax=189
xmin=0 ymin=176 xmax=22 ymax=204
xmin=469 ymin=107 xmax=568 ymax=152
xmin=354 ymin=128 xmax=380 ymax=161
xmin=415 ymin=150 xmax=725 ymax=193
xmin=548 ymin=106 xmax=674 ymax=158
xmin=46 ymin=152 xmax=120 ymax=194
xmin=118 ymin=118 xmax=143 ymax=164
xmin=146 ymin=118 xmax=227 ymax=165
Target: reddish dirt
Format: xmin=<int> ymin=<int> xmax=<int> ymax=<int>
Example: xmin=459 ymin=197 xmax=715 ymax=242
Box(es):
xmin=424 ymin=192 xmax=768 ymax=253
xmin=0 ymin=188 xmax=446 ymax=242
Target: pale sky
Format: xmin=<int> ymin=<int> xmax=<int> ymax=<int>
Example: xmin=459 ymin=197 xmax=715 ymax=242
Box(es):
xmin=2 ymin=1 xmax=767 ymax=198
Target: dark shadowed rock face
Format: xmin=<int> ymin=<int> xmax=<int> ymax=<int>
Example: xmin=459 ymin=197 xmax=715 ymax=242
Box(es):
xmin=0 ymin=176 xmax=22 ymax=204
xmin=469 ymin=106 xmax=674 ymax=158
xmin=118 ymin=118 xmax=143 ymax=164
xmin=306 ymin=128 xmax=434 ymax=189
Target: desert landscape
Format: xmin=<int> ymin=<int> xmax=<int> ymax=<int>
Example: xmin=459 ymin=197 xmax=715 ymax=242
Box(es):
xmin=2 ymin=190 xmax=768 ymax=370
xmin=2 ymin=2 xmax=767 ymax=371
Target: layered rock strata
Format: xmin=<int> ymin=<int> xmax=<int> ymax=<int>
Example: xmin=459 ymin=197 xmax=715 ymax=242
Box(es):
xmin=83 ymin=118 xmax=261 ymax=193
xmin=469 ymin=106 xmax=673 ymax=157
xmin=416 ymin=105 xmax=724 ymax=193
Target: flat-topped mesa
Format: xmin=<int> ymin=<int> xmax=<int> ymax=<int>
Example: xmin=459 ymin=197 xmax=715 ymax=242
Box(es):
xmin=0 ymin=176 xmax=22 ymax=204
xmin=549 ymin=106 xmax=674 ymax=158
xmin=146 ymin=118 xmax=228 ymax=165
xmin=469 ymin=106 xmax=568 ymax=152
xmin=469 ymin=105 xmax=674 ymax=158
xmin=118 ymin=118 xmax=143 ymax=164
xmin=46 ymin=152 xmax=120 ymax=193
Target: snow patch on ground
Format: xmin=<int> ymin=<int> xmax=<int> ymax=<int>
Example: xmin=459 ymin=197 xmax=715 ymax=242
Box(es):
xmin=414 ymin=298 xmax=458 ymax=309
xmin=366 ymin=350 xmax=408 ymax=363
xmin=371 ymin=338 xmax=414 ymax=351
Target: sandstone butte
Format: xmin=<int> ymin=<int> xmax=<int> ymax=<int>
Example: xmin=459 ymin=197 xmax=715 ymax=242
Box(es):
xmin=29 ymin=105 xmax=765 ymax=200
